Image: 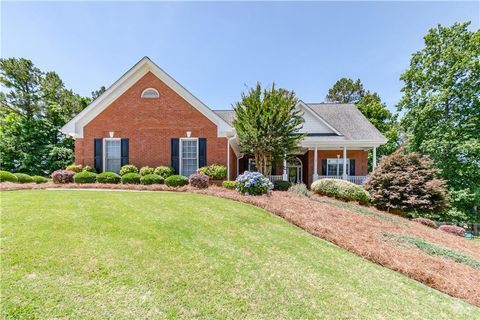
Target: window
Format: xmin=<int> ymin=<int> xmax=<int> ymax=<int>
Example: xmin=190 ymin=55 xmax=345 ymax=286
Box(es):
xmin=180 ymin=139 xmax=198 ymax=177
xmin=104 ymin=139 xmax=121 ymax=173
xmin=248 ymin=159 xmax=257 ymax=172
xmin=326 ymin=158 xmax=349 ymax=176
xmin=141 ymin=88 xmax=160 ymax=98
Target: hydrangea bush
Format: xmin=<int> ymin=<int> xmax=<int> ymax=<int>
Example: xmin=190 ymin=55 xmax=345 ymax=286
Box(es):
xmin=235 ymin=171 xmax=273 ymax=196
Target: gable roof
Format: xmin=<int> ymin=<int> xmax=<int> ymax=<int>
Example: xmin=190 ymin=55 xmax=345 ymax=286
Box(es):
xmin=213 ymin=103 xmax=387 ymax=144
xmin=61 ymin=56 xmax=233 ymax=138
xmin=307 ymin=103 xmax=387 ymax=142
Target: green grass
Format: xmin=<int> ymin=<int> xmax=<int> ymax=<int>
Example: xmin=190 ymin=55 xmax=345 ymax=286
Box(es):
xmin=381 ymin=232 xmax=480 ymax=269
xmin=1 ymin=190 xmax=479 ymax=319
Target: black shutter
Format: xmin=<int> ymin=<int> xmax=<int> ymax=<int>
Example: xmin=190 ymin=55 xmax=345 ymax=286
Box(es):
xmin=121 ymin=139 xmax=129 ymax=166
xmin=349 ymin=159 xmax=355 ymax=176
xmin=321 ymin=159 xmax=327 ymax=176
xmin=171 ymin=138 xmax=179 ymax=174
xmin=94 ymin=139 xmax=103 ymax=173
xmin=199 ymin=138 xmax=207 ymax=168
xmin=271 ymin=160 xmax=277 ymax=175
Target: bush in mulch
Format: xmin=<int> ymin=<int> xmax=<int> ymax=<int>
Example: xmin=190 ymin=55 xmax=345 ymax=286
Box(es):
xmin=439 ymin=225 xmax=465 ymax=237
xmin=154 ymin=166 xmax=175 ymax=178
xmin=140 ymin=174 xmax=164 ymax=185
xmin=288 ymin=183 xmax=312 ymax=197
xmin=73 ymin=171 xmax=97 ymax=184
xmin=273 ymin=180 xmax=291 ymax=191
xmin=222 ymin=180 xmax=237 ymax=190
xmin=139 ymin=166 xmax=155 ymax=176
xmin=189 ymin=173 xmax=209 ymax=189
xmin=13 ymin=173 xmax=34 ymax=183
xmin=122 ymin=173 xmax=141 ymax=184
xmin=413 ymin=218 xmax=437 ymax=228
xmin=51 ymin=170 xmax=75 ymax=184
xmin=120 ymin=165 xmax=139 ymax=176
xmin=31 ymin=176 xmax=49 ymax=184
xmin=97 ymin=172 xmax=121 ymax=184
xmin=197 ymin=164 xmax=227 ymax=180
xmin=311 ymin=179 xmax=370 ymax=205
xmin=165 ymin=175 xmax=189 ymax=187
xmin=0 ymin=171 xmax=18 ymax=183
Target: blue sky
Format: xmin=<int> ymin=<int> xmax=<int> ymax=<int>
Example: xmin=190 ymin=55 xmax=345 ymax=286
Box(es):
xmin=1 ymin=1 xmax=478 ymax=112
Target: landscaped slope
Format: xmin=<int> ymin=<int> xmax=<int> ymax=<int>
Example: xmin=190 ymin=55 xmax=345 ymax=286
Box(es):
xmin=1 ymin=190 xmax=479 ymax=319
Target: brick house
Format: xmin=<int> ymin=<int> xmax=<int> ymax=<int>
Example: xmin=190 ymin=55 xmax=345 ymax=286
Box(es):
xmin=61 ymin=57 xmax=387 ymax=185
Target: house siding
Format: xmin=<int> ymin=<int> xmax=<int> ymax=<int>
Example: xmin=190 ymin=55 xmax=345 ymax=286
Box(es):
xmin=75 ymin=71 xmax=228 ymax=171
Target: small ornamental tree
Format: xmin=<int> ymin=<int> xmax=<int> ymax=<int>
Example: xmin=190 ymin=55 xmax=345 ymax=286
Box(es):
xmin=233 ymin=83 xmax=305 ymax=175
xmin=365 ymin=149 xmax=449 ymax=214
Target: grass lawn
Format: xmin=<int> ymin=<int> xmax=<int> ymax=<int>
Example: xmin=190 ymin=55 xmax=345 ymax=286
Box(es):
xmin=1 ymin=190 xmax=479 ymax=319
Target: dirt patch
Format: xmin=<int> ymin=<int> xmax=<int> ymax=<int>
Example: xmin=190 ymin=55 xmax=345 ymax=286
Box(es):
xmin=2 ymin=182 xmax=479 ymax=307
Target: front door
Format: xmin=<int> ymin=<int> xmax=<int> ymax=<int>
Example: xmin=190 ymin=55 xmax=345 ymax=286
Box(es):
xmin=287 ymin=156 xmax=303 ymax=184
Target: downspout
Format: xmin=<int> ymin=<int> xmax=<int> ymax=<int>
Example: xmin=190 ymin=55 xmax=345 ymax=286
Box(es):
xmin=227 ymin=134 xmax=237 ymax=181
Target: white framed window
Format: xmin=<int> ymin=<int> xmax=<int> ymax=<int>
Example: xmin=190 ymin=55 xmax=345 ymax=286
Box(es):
xmin=326 ymin=158 xmax=349 ymax=176
xmin=141 ymin=88 xmax=160 ymax=98
xmin=248 ymin=159 xmax=257 ymax=172
xmin=180 ymin=138 xmax=198 ymax=177
xmin=103 ymin=138 xmax=121 ymax=173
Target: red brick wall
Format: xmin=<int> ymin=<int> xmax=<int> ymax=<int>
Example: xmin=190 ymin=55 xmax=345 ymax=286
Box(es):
xmin=307 ymin=150 xmax=368 ymax=186
xmin=75 ymin=71 xmax=228 ymax=170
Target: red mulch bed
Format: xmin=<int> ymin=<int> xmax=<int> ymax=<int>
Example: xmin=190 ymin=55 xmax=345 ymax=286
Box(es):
xmin=2 ymin=182 xmax=480 ymax=307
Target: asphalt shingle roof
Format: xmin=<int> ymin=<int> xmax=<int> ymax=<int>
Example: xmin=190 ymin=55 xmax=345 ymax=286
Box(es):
xmin=213 ymin=103 xmax=386 ymax=142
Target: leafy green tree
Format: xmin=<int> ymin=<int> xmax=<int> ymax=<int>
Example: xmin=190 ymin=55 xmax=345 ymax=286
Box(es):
xmin=325 ymin=78 xmax=365 ymax=104
xmin=398 ymin=22 xmax=480 ymax=223
xmin=326 ymin=79 xmax=400 ymax=166
xmin=0 ymin=58 xmax=87 ymax=175
xmin=233 ymin=83 xmax=305 ymax=175
xmin=91 ymin=86 xmax=106 ymax=100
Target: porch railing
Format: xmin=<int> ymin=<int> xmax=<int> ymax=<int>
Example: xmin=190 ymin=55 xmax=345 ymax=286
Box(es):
xmin=315 ymin=175 xmax=368 ymax=185
xmin=267 ymin=175 xmax=284 ymax=182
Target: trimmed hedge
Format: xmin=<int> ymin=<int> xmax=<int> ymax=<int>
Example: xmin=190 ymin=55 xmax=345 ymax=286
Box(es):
xmin=32 ymin=176 xmax=49 ymax=184
xmin=439 ymin=225 xmax=465 ymax=237
xmin=288 ymin=183 xmax=312 ymax=197
xmin=74 ymin=171 xmax=97 ymax=184
xmin=139 ymin=166 xmax=154 ymax=176
xmin=121 ymin=173 xmax=141 ymax=184
xmin=222 ymin=180 xmax=237 ymax=190
xmin=120 ymin=165 xmax=138 ymax=176
xmin=413 ymin=218 xmax=437 ymax=228
xmin=97 ymin=172 xmax=121 ymax=184
xmin=51 ymin=170 xmax=75 ymax=184
xmin=0 ymin=171 xmax=18 ymax=183
xmin=311 ymin=178 xmax=370 ymax=205
xmin=140 ymin=174 xmax=164 ymax=185
xmin=165 ymin=175 xmax=188 ymax=187
xmin=13 ymin=173 xmax=34 ymax=183
xmin=273 ymin=180 xmax=291 ymax=191
xmin=154 ymin=166 xmax=175 ymax=178
xmin=189 ymin=173 xmax=209 ymax=189
xmin=65 ymin=164 xmax=83 ymax=173
xmin=198 ymin=164 xmax=227 ymax=180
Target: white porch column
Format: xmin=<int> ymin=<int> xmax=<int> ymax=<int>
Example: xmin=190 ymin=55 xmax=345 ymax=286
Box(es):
xmin=227 ymin=139 xmax=230 ymax=180
xmin=343 ymin=146 xmax=347 ymax=180
xmin=282 ymin=154 xmax=288 ymax=181
xmin=313 ymin=147 xmax=318 ymax=181
xmin=372 ymin=146 xmax=377 ymax=171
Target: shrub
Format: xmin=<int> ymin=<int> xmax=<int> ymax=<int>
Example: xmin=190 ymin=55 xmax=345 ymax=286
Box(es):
xmin=0 ymin=171 xmax=18 ymax=183
xmin=273 ymin=180 xmax=291 ymax=191
xmin=120 ymin=164 xmax=138 ymax=176
xmin=236 ymin=171 xmax=273 ymax=196
xmin=82 ymin=165 xmax=97 ymax=173
xmin=51 ymin=170 xmax=75 ymax=184
xmin=439 ymin=225 xmax=465 ymax=237
xmin=413 ymin=218 xmax=437 ymax=228
xmin=222 ymin=180 xmax=237 ymax=190
xmin=65 ymin=164 xmax=83 ymax=173
xmin=364 ymin=149 xmax=449 ymax=214
xmin=13 ymin=173 xmax=34 ymax=183
xmin=139 ymin=166 xmax=154 ymax=176
xmin=31 ymin=176 xmax=49 ymax=184
xmin=198 ymin=164 xmax=227 ymax=180
xmin=97 ymin=172 xmax=121 ymax=184
xmin=154 ymin=166 xmax=175 ymax=178
xmin=311 ymin=179 xmax=370 ymax=205
xmin=140 ymin=174 xmax=164 ymax=185
xmin=189 ymin=173 xmax=209 ymax=189
xmin=165 ymin=175 xmax=189 ymax=187
xmin=73 ymin=171 xmax=97 ymax=184
xmin=288 ymin=183 xmax=312 ymax=197
xmin=121 ymin=173 xmax=141 ymax=184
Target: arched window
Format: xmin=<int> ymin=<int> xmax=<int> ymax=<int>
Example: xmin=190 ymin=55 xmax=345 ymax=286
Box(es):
xmin=141 ymin=88 xmax=160 ymax=98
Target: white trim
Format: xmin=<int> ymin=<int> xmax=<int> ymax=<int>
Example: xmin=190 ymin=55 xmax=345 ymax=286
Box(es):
xmin=102 ymin=138 xmax=121 ymax=173
xmin=61 ymin=57 xmax=233 ymax=138
xmin=296 ymin=101 xmax=342 ymax=136
xmin=326 ymin=157 xmax=350 ymax=177
xmin=179 ymin=137 xmax=199 ymax=177
xmin=141 ymin=88 xmax=160 ymax=98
